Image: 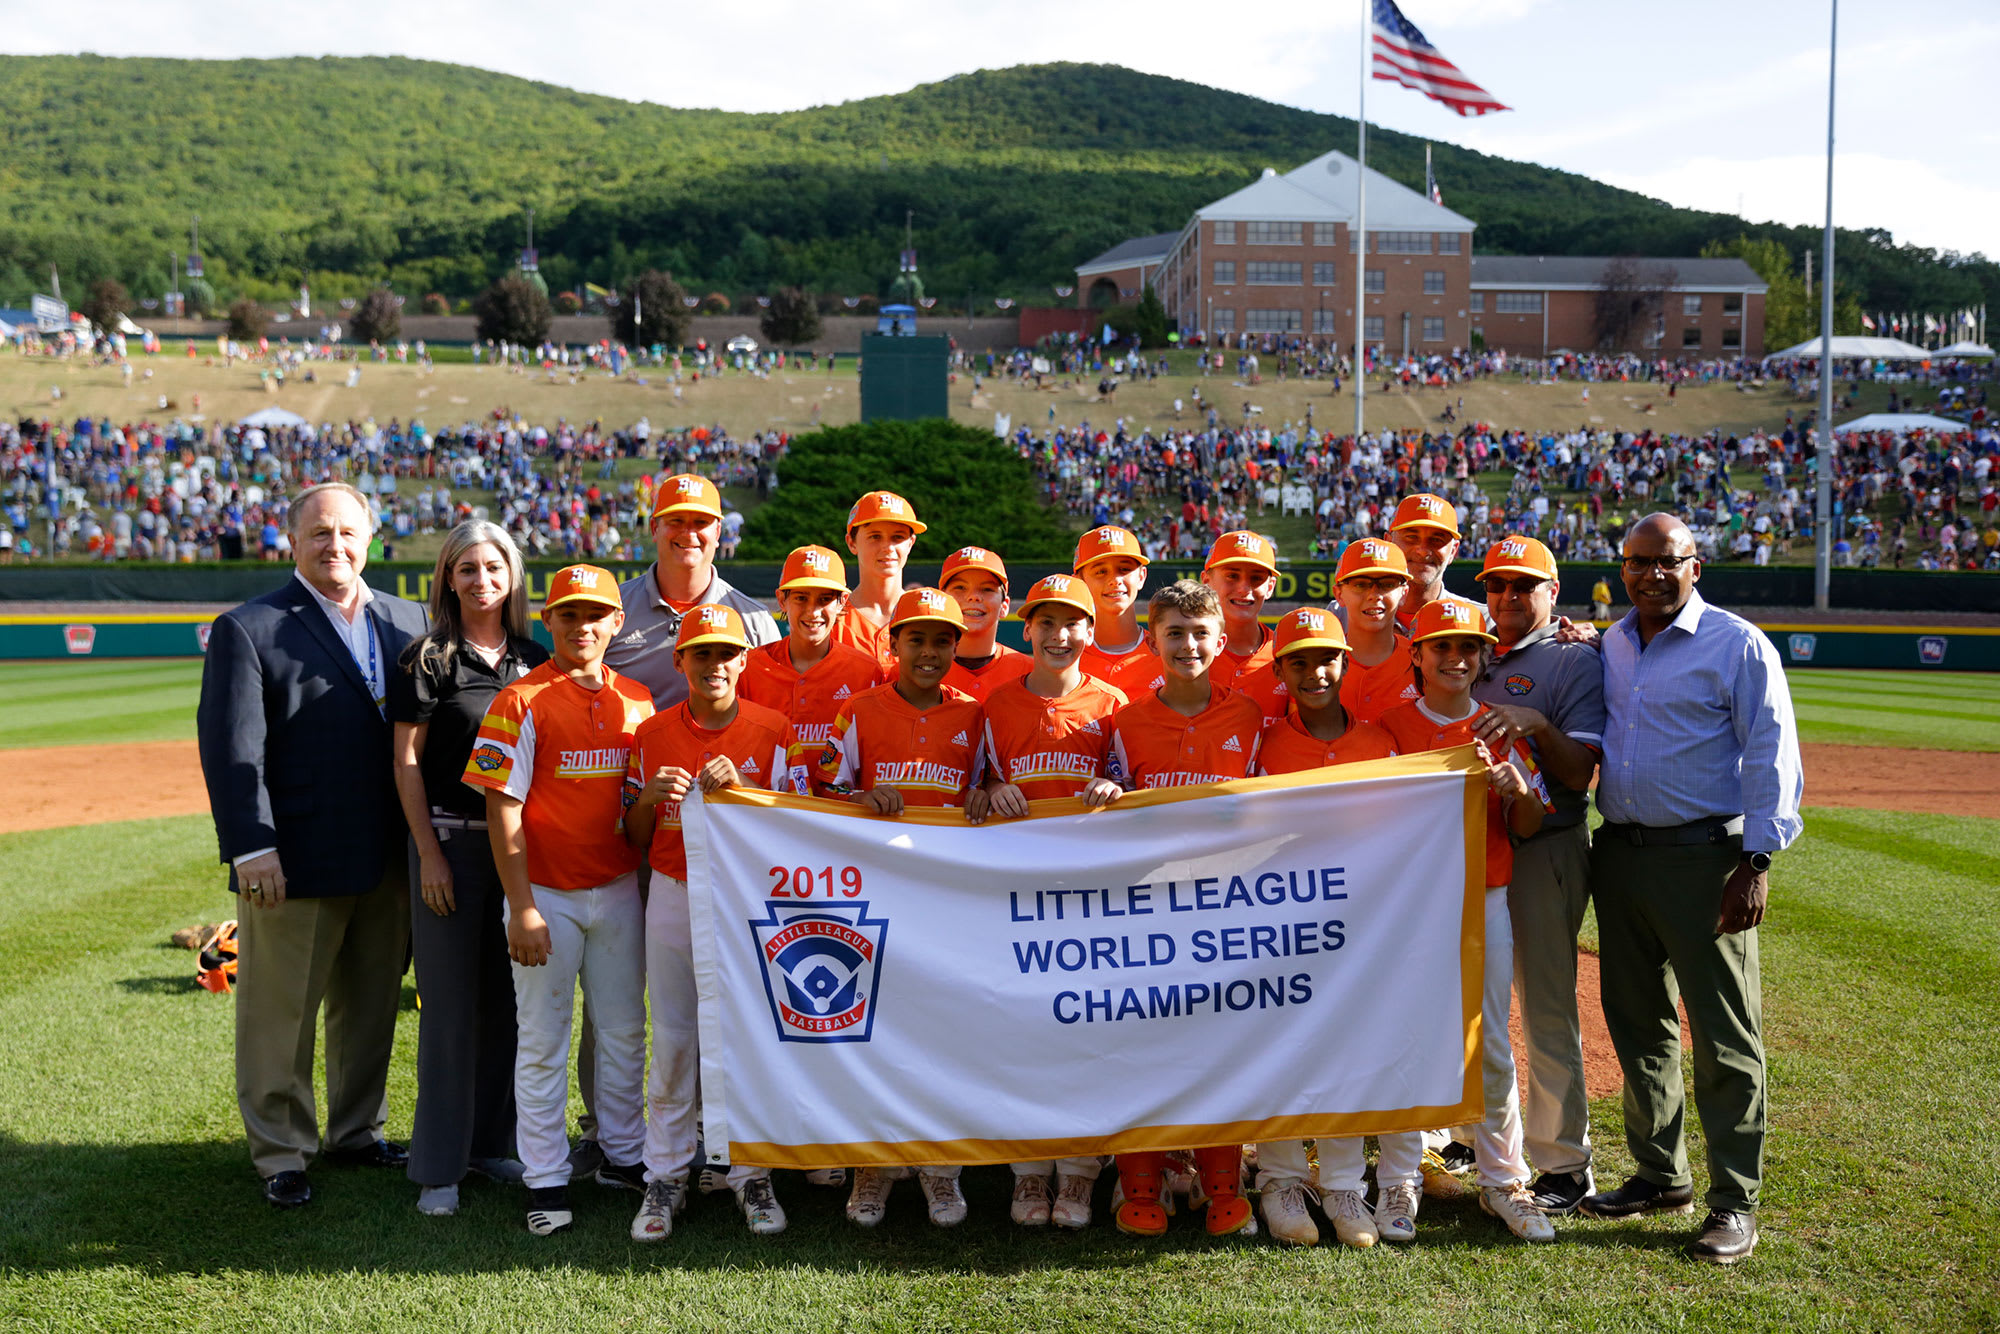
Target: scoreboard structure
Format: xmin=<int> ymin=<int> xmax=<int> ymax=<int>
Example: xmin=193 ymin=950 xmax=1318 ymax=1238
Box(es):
xmin=858 ymin=334 xmax=948 ymax=422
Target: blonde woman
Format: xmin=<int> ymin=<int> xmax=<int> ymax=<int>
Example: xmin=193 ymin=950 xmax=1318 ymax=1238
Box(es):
xmin=389 ymin=520 xmax=548 ymax=1216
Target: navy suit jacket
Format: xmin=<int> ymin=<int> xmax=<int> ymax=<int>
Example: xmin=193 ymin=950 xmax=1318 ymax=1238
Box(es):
xmin=196 ymin=575 xmax=429 ymax=898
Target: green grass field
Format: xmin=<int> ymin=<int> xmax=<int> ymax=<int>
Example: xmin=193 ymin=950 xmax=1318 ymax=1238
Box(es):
xmin=1 ymin=664 xmax=1995 ymax=1330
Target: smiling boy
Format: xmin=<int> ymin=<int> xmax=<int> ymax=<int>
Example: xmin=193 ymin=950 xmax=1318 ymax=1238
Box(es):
xmin=1201 ymin=530 xmax=1286 ymax=720
xmin=833 ymin=491 xmax=924 ymax=672
xmin=1072 ymin=525 xmax=1163 ymax=699
xmin=939 ymin=545 xmax=1033 ymax=702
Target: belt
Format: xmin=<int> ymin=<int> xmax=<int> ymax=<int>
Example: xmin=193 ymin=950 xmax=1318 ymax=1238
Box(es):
xmin=1599 ymin=816 xmax=1743 ymax=847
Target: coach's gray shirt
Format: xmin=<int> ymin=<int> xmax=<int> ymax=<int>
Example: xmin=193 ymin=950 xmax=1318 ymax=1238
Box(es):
xmin=605 ymin=563 xmax=781 ymax=710
xmin=1472 ymin=619 xmax=1606 ymax=831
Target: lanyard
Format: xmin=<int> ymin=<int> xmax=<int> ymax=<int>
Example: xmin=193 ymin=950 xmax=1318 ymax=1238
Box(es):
xmin=359 ymin=611 xmax=384 ymax=718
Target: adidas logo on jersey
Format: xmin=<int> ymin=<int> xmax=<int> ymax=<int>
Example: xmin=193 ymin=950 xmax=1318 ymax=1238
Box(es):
xmin=618 ymin=631 xmax=646 ymax=645
xmin=950 ymin=730 xmax=970 ymax=747
xmin=1080 ymin=718 xmax=1102 ymax=735
xmin=740 ymin=757 xmax=760 ymax=774
xmin=1222 ymin=735 xmax=1242 ymax=752
xmin=832 ymin=684 xmax=852 ymax=699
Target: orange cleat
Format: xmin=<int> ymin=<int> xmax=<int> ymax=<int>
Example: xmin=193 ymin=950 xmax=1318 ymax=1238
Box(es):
xmin=1114 ymin=1152 xmax=1170 ymax=1237
xmin=1195 ymin=1146 xmax=1253 ymax=1236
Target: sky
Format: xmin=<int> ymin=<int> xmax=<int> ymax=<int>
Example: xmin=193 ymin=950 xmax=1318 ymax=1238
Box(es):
xmin=16 ymin=0 xmax=1999 ymax=261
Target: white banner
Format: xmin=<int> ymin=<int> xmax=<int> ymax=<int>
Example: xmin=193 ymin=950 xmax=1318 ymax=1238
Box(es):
xmin=686 ymin=749 xmax=1486 ymax=1169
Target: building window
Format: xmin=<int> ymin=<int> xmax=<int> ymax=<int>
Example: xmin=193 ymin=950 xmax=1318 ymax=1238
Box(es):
xmin=1472 ymin=324 xmax=1485 ymax=341
xmin=1245 ymin=309 xmax=1303 ymax=332
xmin=1364 ymin=269 xmax=1385 ymax=294
xmin=1245 ymin=221 xmax=1303 ymax=245
xmin=1422 ymin=317 xmax=1445 ymax=342
xmin=1214 ymin=221 xmax=1236 ymax=245
xmin=1312 ymin=262 xmax=1339 ymax=286
xmin=1722 ymin=327 xmax=1742 ymax=349
xmin=1469 ymin=292 xmax=1485 ymax=313
xmin=1438 ymin=233 xmax=1462 ymax=255
xmin=1213 ymin=307 xmax=1236 ymax=331
xmin=1246 ymin=261 xmax=1303 ymax=285
xmin=1213 ymin=261 xmax=1236 ymax=285
xmin=1313 ymin=222 xmax=1340 ymax=247
xmin=1683 ymin=294 xmax=1703 ymax=317
xmin=1682 ymin=327 xmax=1704 ymax=349
xmin=1423 ymin=270 xmax=1446 ymax=295
xmin=1724 ymin=294 xmax=1743 ymax=314
xmin=1494 ymin=292 xmax=1543 ymax=314
xmin=1377 ymin=231 xmax=1431 ymax=253
xmin=1314 ymin=308 xmax=1339 ymax=334
xmin=1363 ymin=316 xmax=1385 ymax=341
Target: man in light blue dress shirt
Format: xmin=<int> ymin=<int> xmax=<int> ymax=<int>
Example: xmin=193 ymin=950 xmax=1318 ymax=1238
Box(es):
xmin=1579 ymin=514 xmax=1803 ymax=1266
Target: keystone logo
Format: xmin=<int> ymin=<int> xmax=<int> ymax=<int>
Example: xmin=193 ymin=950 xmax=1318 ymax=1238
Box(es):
xmin=1787 ymin=634 xmax=1817 ymax=662
xmin=750 ymin=901 xmax=889 ymax=1044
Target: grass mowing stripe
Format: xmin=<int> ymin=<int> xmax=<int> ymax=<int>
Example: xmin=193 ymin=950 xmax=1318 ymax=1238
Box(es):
xmin=0 ymin=705 xmax=198 ymax=748
xmin=3 ymin=667 xmax=205 ymax=704
xmin=1794 ymin=718 xmax=1998 ymax=751
xmin=1792 ymin=698 xmax=2000 ymax=727
xmin=1789 ymin=682 xmax=2000 ymax=709
xmin=1793 ymin=669 xmax=2000 ymax=690
xmin=1802 ymin=808 xmax=2000 ymax=890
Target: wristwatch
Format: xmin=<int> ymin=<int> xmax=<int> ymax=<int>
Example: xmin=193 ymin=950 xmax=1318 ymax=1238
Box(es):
xmin=1743 ymin=850 xmax=1773 ymax=873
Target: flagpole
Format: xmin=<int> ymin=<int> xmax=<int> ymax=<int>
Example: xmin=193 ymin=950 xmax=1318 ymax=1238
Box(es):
xmin=1814 ymin=0 xmax=1837 ymax=612
xmin=1353 ymin=0 xmax=1368 ymax=444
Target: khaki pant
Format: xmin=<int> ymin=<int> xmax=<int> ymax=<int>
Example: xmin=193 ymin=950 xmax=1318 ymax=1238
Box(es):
xmin=1508 ymin=823 xmax=1594 ymax=1176
xmin=234 ymin=868 xmax=411 ymax=1177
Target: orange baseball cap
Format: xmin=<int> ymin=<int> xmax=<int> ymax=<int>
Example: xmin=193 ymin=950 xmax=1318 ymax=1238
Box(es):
xmin=1272 ymin=606 xmax=1351 ymax=658
xmin=543 ymin=564 xmax=623 ymax=612
xmin=1387 ymin=493 xmax=1461 ymax=537
xmin=1408 ymin=596 xmax=1497 ymax=645
xmin=1073 ymin=525 xmax=1149 ymax=571
xmin=1335 ymin=538 xmax=1410 ymax=584
xmin=1017 ymin=573 xmax=1096 ymax=621
xmin=846 ymin=490 xmax=927 ymax=535
xmin=652 ymin=473 xmax=723 ymax=521
xmin=778 ymin=544 xmax=848 ymax=593
xmin=887 ymin=586 xmax=965 ymax=633
xmin=1203 ymin=530 xmax=1279 ymax=576
xmin=940 ymin=545 xmax=1008 ymax=589
xmin=675 ymin=603 xmax=751 ymax=651
xmin=1478 ymin=534 xmax=1558 ymax=583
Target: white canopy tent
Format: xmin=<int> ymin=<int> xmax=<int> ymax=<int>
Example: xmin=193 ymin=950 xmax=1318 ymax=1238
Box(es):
xmin=238 ymin=406 xmax=310 ymax=429
xmin=1831 ymin=413 xmax=1970 ymax=435
xmin=1764 ymin=334 xmax=1934 ymax=361
xmin=1933 ymin=340 xmax=1993 ymax=358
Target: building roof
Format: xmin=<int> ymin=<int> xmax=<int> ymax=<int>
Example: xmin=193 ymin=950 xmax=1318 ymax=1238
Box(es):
xmin=1075 ymin=232 xmax=1181 ymax=276
xmin=1280 ymin=151 xmax=1476 ymax=233
xmin=1470 ymin=255 xmax=1767 ymax=292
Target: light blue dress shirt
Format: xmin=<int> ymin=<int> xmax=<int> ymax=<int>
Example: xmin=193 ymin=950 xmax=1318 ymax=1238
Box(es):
xmin=1597 ymin=589 xmax=1804 ymax=853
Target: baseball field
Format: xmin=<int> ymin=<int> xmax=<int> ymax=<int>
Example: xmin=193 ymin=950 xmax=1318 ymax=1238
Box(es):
xmin=1 ymin=661 xmax=1996 ymax=1331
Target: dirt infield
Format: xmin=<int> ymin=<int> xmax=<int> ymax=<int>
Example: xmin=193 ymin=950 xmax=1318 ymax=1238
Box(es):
xmin=5 ymin=741 xmax=210 ymax=834
xmin=1799 ymin=744 xmax=1998 ymax=819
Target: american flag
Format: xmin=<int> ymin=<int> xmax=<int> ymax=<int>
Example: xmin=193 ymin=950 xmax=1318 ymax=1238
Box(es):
xmin=1372 ymin=0 xmax=1510 ymax=117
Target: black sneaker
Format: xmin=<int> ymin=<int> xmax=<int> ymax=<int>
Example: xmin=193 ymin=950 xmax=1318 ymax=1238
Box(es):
xmin=1579 ymin=1174 xmax=1695 ymax=1219
xmin=566 ymin=1138 xmax=605 ymax=1176
xmin=526 ymin=1185 xmax=574 ymax=1235
xmin=1528 ymin=1169 xmax=1595 ymax=1216
xmin=1437 ymin=1141 xmax=1477 ymax=1173
xmin=595 ymin=1159 xmax=647 ymax=1192
xmin=262 ymin=1170 xmax=311 ymax=1209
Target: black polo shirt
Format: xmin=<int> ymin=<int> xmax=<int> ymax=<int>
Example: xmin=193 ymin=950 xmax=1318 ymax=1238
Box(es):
xmin=388 ymin=634 xmax=549 ymax=819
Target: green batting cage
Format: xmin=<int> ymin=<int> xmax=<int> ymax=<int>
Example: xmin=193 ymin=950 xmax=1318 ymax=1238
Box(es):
xmin=859 ymin=334 xmax=949 ymax=422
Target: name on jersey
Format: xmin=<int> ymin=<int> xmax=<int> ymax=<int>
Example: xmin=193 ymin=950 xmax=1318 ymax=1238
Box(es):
xmin=872 ymin=760 xmax=967 ymax=792
xmin=557 ymin=746 xmax=629 ymax=778
xmin=1006 ymin=753 xmax=1102 ymax=784
xmin=1139 ymin=771 xmax=1230 ymax=789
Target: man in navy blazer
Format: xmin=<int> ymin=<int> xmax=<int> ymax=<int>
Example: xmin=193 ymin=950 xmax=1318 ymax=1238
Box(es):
xmin=197 ymin=481 xmax=429 ymax=1208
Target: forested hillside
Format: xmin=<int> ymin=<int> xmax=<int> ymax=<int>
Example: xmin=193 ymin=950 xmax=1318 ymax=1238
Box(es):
xmin=1 ymin=56 xmax=1991 ymax=318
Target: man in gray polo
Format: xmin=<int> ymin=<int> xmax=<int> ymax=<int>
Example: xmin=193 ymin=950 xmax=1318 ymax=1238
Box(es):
xmin=1468 ymin=534 xmax=1605 ymax=1218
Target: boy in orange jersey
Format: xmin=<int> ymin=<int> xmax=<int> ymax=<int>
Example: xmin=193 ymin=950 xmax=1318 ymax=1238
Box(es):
xmin=1200 ymin=530 xmax=1286 ymax=720
xmin=832 ymin=490 xmax=924 ymax=671
xmin=739 ymin=545 xmax=885 ymax=800
xmin=818 ymin=586 xmax=988 ymax=1228
xmin=1102 ymin=580 xmax=1263 ymax=1239
xmin=1384 ymin=493 xmax=1462 ymax=632
xmin=979 ymin=572 xmax=1126 ymax=1231
xmin=464 ymin=564 xmax=656 ymax=1237
xmin=1333 ymin=537 xmax=1421 ymax=725
xmin=623 ymin=605 xmax=798 ymax=1243
xmin=1246 ymin=606 xmax=1407 ymax=1250
xmin=1072 ymin=525 xmax=1163 ymax=700
xmin=1378 ymin=596 xmax=1557 ymax=1246
xmin=938 ymin=545 xmax=1033 ymax=702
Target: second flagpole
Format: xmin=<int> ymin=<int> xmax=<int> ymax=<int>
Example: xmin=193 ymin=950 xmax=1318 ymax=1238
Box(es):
xmin=1354 ymin=0 xmax=1368 ymax=442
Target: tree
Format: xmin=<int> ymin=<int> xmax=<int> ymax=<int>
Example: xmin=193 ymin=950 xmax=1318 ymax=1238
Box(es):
xmin=609 ymin=269 xmax=689 ymax=349
xmin=1702 ymin=235 xmax=1866 ymax=349
xmin=226 ymin=298 xmax=268 ymax=342
xmin=1133 ymin=286 xmax=1169 ymax=348
xmin=475 ymin=274 xmax=553 ymax=345
xmin=350 ymin=286 xmax=401 ymax=344
xmin=422 ymin=292 xmax=451 ymax=315
xmin=759 ymin=286 xmax=822 ymax=346
xmin=1592 ymin=258 xmax=1676 ymax=352
xmin=80 ymin=278 xmax=129 ymax=333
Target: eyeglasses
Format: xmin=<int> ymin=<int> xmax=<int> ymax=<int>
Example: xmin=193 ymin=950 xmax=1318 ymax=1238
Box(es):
xmin=1484 ymin=577 xmax=1551 ymax=596
xmin=1621 ymin=555 xmax=1697 ymax=575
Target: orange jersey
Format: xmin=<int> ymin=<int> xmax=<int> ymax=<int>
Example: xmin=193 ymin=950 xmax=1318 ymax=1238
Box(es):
xmin=1081 ymin=638 xmax=1164 ymax=699
xmin=738 ymin=639 xmax=885 ymax=782
xmin=1256 ymin=708 xmax=1398 ymax=776
xmin=832 ymin=604 xmax=895 ymax=673
xmin=942 ymin=644 xmax=1033 ymax=703
xmin=1340 ymin=644 xmax=1420 ymax=724
xmin=464 ymin=662 xmax=654 ymax=890
xmin=818 ymin=682 xmax=986 ymax=807
xmin=1379 ymin=699 xmax=1553 ymax=887
xmin=980 ymin=674 xmax=1128 ymax=800
xmin=1209 ymin=627 xmax=1289 ymax=722
xmin=625 ymin=700 xmax=796 ymax=880
xmin=1106 ymin=685 xmax=1264 ymax=790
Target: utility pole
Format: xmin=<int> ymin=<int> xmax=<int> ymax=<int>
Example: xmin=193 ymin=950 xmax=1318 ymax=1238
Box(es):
xmin=1813 ymin=0 xmax=1838 ymax=612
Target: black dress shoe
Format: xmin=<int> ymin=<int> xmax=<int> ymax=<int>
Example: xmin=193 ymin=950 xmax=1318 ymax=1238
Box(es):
xmin=321 ymin=1139 xmax=409 ymax=1169
xmin=263 ymin=1170 xmax=311 ymax=1208
xmin=1578 ymin=1174 xmax=1695 ymax=1218
xmin=1688 ymin=1209 xmax=1758 ymax=1264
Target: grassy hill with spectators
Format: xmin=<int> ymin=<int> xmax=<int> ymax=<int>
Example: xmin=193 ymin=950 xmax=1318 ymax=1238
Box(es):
xmin=1 ymin=56 xmax=1994 ymax=318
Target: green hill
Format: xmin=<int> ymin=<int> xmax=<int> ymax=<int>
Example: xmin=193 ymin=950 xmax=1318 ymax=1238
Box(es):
xmin=0 ymin=55 xmax=1991 ymax=319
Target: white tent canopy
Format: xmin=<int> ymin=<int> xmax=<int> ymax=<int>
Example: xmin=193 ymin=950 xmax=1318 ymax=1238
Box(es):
xmin=1764 ymin=335 xmax=1934 ymax=361
xmin=1933 ymin=340 xmax=1993 ymax=358
xmin=1831 ymin=413 xmax=1969 ymax=435
xmin=238 ymin=407 xmax=310 ymax=429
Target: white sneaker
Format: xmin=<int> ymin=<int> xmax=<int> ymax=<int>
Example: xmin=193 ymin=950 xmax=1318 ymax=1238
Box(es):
xmin=1374 ymin=1181 xmax=1420 ymax=1244
xmin=1481 ymin=1182 xmax=1557 ymax=1243
xmin=1259 ymin=1179 xmax=1320 ymax=1246
xmin=416 ymin=1184 xmax=458 ymax=1217
xmin=1051 ymin=1172 xmax=1094 ymax=1230
xmin=1324 ymin=1187 xmax=1380 ymax=1248
xmin=736 ymin=1175 xmax=787 ymax=1236
xmin=846 ymin=1167 xmax=894 ymax=1227
xmin=920 ymin=1172 xmax=967 ymax=1227
xmin=806 ymin=1168 xmax=847 ymax=1188
xmin=630 ymin=1175 xmax=687 ymax=1242
xmin=1011 ymin=1173 xmax=1053 ymax=1226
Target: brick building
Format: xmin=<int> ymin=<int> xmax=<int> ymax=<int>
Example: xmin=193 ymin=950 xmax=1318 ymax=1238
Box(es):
xmin=1468 ymin=255 xmax=1767 ymax=359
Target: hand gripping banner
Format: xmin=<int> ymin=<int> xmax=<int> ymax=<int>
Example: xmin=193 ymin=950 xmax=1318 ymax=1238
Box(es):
xmin=684 ymin=748 xmax=1487 ymax=1169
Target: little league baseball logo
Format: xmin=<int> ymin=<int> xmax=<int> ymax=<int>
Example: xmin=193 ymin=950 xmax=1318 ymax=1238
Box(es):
xmin=1918 ymin=636 xmax=1948 ymax=665
xmin=1504 ymin=673 xmax=1534 ymax=696
xmin=1788 ymin=634 xmax=1817 ymax=662
xmin=750 ymin=901 xmax=889 ymax=1043
xmin=470 ymin=743 xmax=507 ymax=773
